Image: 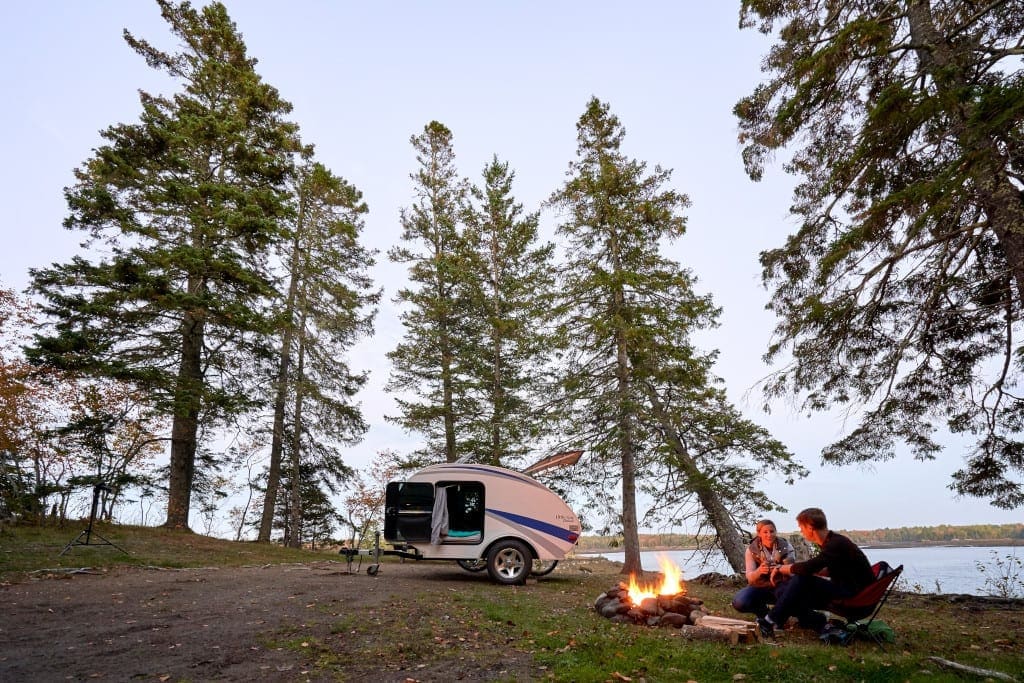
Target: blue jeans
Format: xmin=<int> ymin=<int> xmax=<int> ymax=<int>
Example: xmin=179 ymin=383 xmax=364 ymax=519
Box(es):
xmin=732 ymin=583 xmax=785 ymax=618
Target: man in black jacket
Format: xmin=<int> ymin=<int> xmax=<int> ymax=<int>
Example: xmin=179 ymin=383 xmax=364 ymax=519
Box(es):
xmin=757 ymin=507 xmax=875 ymax=638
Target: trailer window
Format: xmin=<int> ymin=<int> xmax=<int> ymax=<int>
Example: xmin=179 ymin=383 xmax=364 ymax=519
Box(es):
xmin=394 ymin=482 xmax=433 ymax=512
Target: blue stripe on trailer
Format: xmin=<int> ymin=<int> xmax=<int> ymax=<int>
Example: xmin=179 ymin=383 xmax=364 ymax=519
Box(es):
xmin=487 ymin=508 xmax=579 ymax=543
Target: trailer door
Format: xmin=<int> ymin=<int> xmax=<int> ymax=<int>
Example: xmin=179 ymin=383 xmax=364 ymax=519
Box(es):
xmin=383 ymin=481 xmax=434 ymax=543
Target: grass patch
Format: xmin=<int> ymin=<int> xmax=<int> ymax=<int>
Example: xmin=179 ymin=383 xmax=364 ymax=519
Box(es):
xmin=312 ymin=567 xmax=1024 ymax=682
xmin=0 ymin=521 xmax=334 ymax=581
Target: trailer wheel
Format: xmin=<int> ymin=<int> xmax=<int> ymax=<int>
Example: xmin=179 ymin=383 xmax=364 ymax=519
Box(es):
xmin=531 ymin=559 xmax=558 ymax=577
xmin=456 ymin=559 xmax=487 ymax=572
xmin=486 ymin=539 xmax=531 ymax=585
xmin=367 ymin=564 xmax=379 ymax=576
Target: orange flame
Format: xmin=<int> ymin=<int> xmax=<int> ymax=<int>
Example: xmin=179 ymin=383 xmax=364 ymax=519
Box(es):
xmin=626 ymin=555 xmax=687 ymax=603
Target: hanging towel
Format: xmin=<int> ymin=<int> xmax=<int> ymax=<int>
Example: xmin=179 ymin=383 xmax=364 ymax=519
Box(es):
xmin=430 ymin=486 xmax=449 ymax=544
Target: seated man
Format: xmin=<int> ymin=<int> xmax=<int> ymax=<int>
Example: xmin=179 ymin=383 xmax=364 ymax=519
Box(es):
xmin=758 ymin=507 xmax=875 ymax=638
xmin=732 ymin=518 xmax=795 ymax=618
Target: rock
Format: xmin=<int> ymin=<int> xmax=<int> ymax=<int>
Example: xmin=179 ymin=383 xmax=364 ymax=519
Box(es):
xmin=659 ymin=612 xmax=687 ymax=628
xmin=600 ymin=601 xmax=624 ymax=619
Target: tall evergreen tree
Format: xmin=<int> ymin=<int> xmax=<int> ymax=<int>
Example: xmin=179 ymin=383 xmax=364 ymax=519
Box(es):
xmin=548 ymin=98 xmax=708 ymax=576
xmin=387 ymin=122 xmax=470 ymax=464
xmin=258 ymin=160 xmax=378 ymax=543
xmin=736 ymin=1 xmax=1024 ymax=508
xmin=550 ymin=98 xmax=802 ymax=574
xmin=26 ymin=0 xmax=300 ymax=529
xmin=460 ymin=156 xmax=557 ymax=467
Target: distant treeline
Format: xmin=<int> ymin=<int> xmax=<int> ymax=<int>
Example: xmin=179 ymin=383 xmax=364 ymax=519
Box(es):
xmin=578 ymin=524 xmax=1024 ymax=550
xmin=839 ymin=524 xmax=1024 ymax=545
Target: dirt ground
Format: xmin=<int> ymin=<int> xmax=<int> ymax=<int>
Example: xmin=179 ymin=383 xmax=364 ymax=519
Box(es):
xmin=0 ymin=559 xmax=543 ymax=683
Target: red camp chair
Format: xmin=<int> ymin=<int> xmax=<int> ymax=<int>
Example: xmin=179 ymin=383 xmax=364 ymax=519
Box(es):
xmin=826 ymin=561 xmax=903 ymax=646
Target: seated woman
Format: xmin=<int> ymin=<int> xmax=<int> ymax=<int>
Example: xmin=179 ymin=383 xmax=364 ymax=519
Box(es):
xmin=732 ymin=518 xmax=795 ymax=619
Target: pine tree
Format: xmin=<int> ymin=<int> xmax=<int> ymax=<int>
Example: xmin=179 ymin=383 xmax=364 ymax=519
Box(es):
xmin=387 ymin=122 xmax=470 ymax=464
xmin=460 ymin=156 xmax=557 ymax=467
xmin=26 ymin=1 xmax=300 ymax=529
xmin=257 ymin=160 xmax=379 ymax=543
xmin=549 ymin=98 xmax=802 ymax=574
xmin=548 ymin=98 xmax=703 ymax=576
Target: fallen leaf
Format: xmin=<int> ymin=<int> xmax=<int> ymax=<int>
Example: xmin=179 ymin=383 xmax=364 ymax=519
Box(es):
xmin=611 ymin=673 xmax=632 ymax=682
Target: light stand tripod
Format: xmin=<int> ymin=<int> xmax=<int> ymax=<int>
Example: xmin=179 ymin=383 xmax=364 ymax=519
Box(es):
xmin=60 ymin=483 xmax=128 ymax=556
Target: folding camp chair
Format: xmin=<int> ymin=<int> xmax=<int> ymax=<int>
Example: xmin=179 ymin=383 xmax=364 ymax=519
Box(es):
xmin=826 ymin=561 xmax=903 ymax=646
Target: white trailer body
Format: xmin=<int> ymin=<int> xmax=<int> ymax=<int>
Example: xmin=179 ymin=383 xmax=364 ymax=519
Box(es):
xmin=382 ymin=463 xmax=581 ymax=584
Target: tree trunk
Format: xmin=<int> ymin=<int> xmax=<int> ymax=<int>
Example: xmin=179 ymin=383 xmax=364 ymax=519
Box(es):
xmin=642 ymin=384 xmax=747 ymax=572
xmin=257 ymin=335 xmax=290 ymax=541
xmin=258 ymin=216 xmax=304 ymax=542
xmin=441 ymin=324 xmax=457 ymax=463
xmin=286 ymin=311 xmax=308 ymax=549
xmin=613 ymin=235 xmax=642 ymax=577
xmin=165 ymin=310 xmax=203 ymax=530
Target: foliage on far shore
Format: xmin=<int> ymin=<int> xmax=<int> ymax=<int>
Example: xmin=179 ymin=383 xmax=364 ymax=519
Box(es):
xmin=579 ymin=523 xmax=1024 ymax=551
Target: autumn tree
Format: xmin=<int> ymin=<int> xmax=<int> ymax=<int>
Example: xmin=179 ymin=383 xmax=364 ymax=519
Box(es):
xmin=0 ymin=285 xmax=52 ymax=519
xmin=736 ymin=1 xmax=1024 ymax=507
xmin=2 ymin=286 xmax=166 ymax=524
xmin=459 ymin=156 xmax=557 ymax=467
xmin=387 ymin=122 xmax=471 ymax=464
xmin=27 ymin=1 xmax=301 ymax=529
xmin=339 ymin=450 xmax=401 ymax=548
xmin=54 ymin=380 xmax=165 ymax=522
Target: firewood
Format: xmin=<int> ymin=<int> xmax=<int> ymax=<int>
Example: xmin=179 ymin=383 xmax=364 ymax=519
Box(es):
xmin=697 ymin=615 xmax=759 ymax=628
xmin=674 ymin=625 xmax=749 ymax=644
xmin=688 ymin=614 xmax=760 ymax=644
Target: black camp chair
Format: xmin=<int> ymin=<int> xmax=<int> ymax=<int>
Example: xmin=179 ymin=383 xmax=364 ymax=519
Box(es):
xmin=826 ymin=561 xmax=903 ymax=646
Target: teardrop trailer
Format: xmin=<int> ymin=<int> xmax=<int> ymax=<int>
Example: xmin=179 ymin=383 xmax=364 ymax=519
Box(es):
xmin=347 ymin=461 xmax=582 ymax=585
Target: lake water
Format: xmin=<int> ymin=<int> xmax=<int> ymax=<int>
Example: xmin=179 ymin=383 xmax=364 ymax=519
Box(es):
xmin=588 ymin=545 xmax=1022 ymax=596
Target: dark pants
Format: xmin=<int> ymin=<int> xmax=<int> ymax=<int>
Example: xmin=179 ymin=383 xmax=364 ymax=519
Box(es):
xmin=768 ymin=575 xmax=854 ymax=630
xmin=732 ymin=584 xmax=785 ymax=618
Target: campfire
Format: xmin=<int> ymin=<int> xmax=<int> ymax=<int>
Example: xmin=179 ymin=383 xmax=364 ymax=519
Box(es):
xmin=594 ymin=556 xmax=759 ymax=643
xmin=594 ymin=555 xmax=706 ymax=628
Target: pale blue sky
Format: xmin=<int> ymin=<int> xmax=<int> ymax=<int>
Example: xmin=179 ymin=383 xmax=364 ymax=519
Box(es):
xmin=1 ymin=2 xmax=1019 ymax=532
